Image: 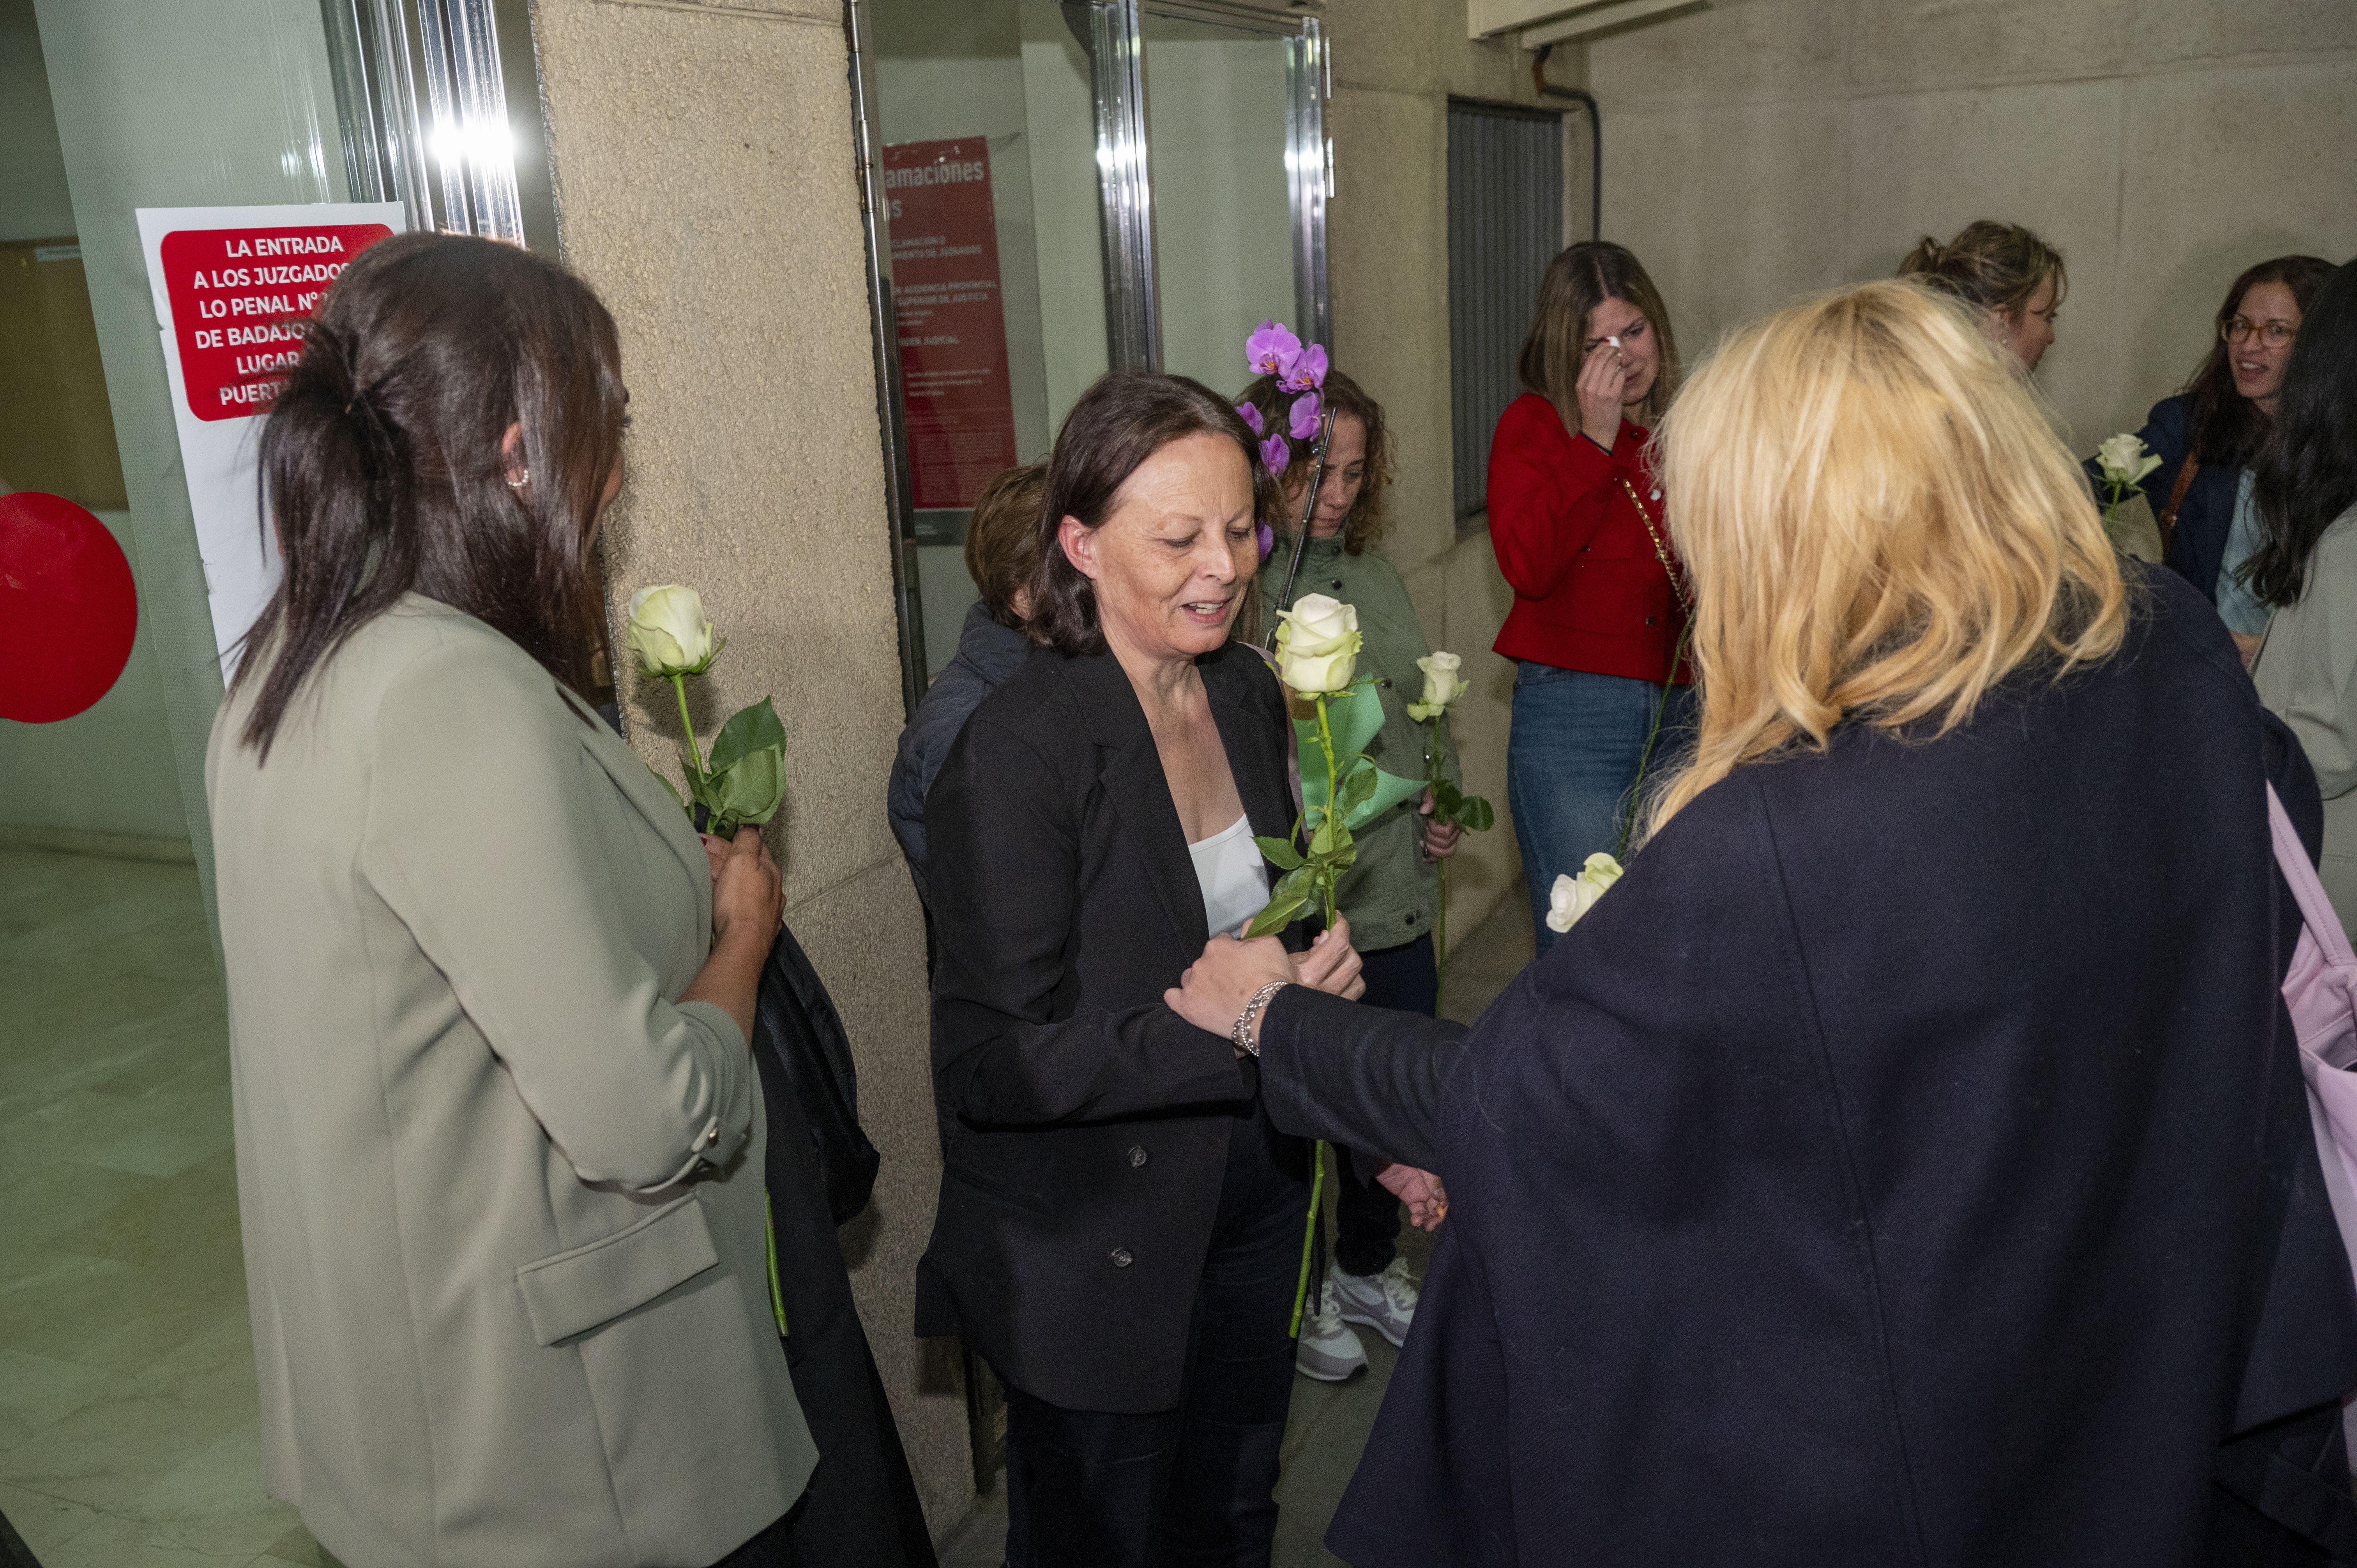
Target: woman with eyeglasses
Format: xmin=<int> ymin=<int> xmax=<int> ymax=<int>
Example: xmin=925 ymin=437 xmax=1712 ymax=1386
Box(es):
xmin=2247 ymin=259 xmax=2357 ymax=932
xmin=2094 ymin=256 xmax=2333 ymax=654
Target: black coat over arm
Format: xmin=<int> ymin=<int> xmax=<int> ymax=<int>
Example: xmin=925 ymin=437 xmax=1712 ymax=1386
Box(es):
xmin=915 ymin=641 xmax=1312 ymax=1414
xmin=1258 ymin=567 xmax=2357 ymax=1567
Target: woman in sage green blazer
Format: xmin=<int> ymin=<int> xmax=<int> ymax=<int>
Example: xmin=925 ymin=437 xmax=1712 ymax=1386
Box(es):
xmin=2247 ymin=259 xmax=2357 ymax=933
xmin=205 ymin=233 xmax=815 ymax=1568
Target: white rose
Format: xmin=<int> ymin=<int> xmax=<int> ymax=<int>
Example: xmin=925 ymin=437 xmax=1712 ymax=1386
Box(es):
xmin=1406 ymin=651 xmax=1466 ymax=720
xmin=1275 ymin=593 xmax=1361 ymax=696
xmin=1544 ymin=852 xmax=1625 ymax=933
xmin=2095 ymin=433 xmax=2162 ymax=488
xmin=626 ymin=584 xmax=718 ymax=676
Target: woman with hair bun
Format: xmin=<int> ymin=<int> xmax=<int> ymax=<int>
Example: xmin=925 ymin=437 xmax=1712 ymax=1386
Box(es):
xmin=1898 ymin=218 xmax=2067 ymax=371
xmin=1168 ymin=280 xmax=2357 ymax=1566
xmin=208 ymin=232 xmax=819 ymax=1566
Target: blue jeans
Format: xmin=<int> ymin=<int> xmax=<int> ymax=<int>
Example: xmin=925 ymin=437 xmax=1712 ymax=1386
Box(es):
xmin=1507 ymin=662 xmax=1697 ymax=957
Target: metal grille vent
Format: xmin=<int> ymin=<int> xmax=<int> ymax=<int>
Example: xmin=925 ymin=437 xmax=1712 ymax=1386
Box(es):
xmin=1447 ymin=99 xmax=1562 ymax=529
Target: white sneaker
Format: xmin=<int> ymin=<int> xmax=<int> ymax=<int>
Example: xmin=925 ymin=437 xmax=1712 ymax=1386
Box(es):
xmin=1332 ymin=1257 xmax=1418 ymax=1347
xmin=1293 ymin=1277 xmax=1368 ymax=1381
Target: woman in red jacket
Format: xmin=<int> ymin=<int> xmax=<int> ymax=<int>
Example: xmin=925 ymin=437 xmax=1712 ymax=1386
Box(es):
xmin=1489 ymin=242 xmax=1689 ymax=952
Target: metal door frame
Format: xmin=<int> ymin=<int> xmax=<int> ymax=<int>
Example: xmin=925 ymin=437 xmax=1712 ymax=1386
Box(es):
xmin=318 ymin=0 xmax=560 ymax=253
xmin=853 ymin=0 xmax=1330 ymax=709
xmin=1132 ymin=0 xmax=1329 ymax=354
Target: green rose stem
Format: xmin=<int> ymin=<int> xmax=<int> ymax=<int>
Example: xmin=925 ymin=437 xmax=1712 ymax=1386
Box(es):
xmin=1290 ymin=688 xmax=1339 ymax=1337
xmin=669 ymin=673 xmax=708 ymax=795
xmin=1425 ymin=718 xmax=1454 ymax=1015
xmin=1614 ymin=622 xmax=1696 ymax=863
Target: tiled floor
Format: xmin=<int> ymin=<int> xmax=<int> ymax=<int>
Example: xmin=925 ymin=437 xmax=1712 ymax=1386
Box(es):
xmin=0 ymin=848 xmax=1530 ymax=1568
xmin=0 ymin=849 xmax=334 ymax=1568
xmin=939 ymin=889 xmax=1536 ymax=1568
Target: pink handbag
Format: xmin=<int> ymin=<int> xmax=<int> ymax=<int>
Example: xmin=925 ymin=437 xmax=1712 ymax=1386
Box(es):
xmin=2267 ymin=782 xmax=2357 ymax=1461
xmin=2269 ymin=782 xmax=2357 ymax=1211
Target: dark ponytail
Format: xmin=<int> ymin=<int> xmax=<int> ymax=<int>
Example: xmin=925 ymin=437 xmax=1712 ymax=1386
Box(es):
xmin=235 ymin=232 xmax=624 ymax=756
xmin=2246 ymin=259 xmax=2357 ymax=607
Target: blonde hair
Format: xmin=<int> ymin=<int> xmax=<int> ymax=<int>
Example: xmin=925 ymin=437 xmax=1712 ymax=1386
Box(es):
xmin=1646 ymin=281 xmax=2127 ymax=832
xmin=1518 ymin=241 xmax=1681 ymax=431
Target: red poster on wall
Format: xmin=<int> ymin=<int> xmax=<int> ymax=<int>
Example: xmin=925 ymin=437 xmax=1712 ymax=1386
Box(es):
xmin=158 ymin=222 xmax=395 ymax=421
xmin=882 ymin=138 xmax=1018 ymax=510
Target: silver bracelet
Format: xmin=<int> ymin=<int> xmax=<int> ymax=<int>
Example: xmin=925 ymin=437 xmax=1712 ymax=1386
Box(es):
xmin=1232 ymin=980 xmax=1290 ymax=1057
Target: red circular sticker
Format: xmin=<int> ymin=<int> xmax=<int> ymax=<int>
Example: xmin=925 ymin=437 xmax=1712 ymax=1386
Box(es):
xmin=0 ymin=492 xmax=140 ymax=724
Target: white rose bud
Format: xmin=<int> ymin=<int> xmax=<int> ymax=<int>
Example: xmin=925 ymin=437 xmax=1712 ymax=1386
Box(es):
xmin=2095 ymin=433 xmax=2163 ymax=488
xmin=1274 ymin=593 xmax=1362 ymax=696
xmin=1406 ymin=651 xmax=1466 ymax=720
xmin=1544 ymin=852 xmax=1625 ymax=934
xmin=626 ymin=584 xmax=718 ymax=677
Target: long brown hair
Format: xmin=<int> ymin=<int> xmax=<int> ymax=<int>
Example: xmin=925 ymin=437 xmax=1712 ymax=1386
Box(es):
xmin=234 ymin=232 xmax=625 ymax=756
xmin=1236 ymin=367 xmax=1395 ymax=554
xmin=1516 ymin=241 xmax=1681 ymax=432
xmin=2246 ymin=259 xmax=2357 ymax=607
xmin=2183 ymin=254 xmax=2334 ymax=466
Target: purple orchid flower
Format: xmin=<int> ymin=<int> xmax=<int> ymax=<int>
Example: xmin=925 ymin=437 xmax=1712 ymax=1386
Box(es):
xmin=1235 ymin=400 xmax=1265 ymax=436
xmin=1279 ymin=341 xmax=1328 ymax=393
xmin=1256 ymin=521 xmax=1275 ymax=562
xmin=1287 ymin=391 xmax=1323 ymax=442
xmin=1247 ymin=319 xmax=1302 ymax=378
xmin=1259 ymin=432 xmax=1291 ymax=475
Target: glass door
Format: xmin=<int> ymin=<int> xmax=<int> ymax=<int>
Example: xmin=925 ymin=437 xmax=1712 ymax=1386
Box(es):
xmin=861 ymin=0 xmax=1111 ymax=691
xmin=854 ymin=0 xmax=1327 ymax=697
xmin=1139 ymin=2 xmax=1327 ymax=398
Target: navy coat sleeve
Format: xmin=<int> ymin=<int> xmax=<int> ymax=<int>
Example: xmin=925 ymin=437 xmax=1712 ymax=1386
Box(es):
xmin=1255 ymin=986 xmax=1466 ymax=1172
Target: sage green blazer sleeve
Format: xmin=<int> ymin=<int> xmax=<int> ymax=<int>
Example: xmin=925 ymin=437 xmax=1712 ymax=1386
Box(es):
xmin=2253 ymin=505 xmax=2357 ymax=930
xmin=359 ymin=633 xmax=751 ymax=1190
xmin=208 ymin=595 xmax=814 ymax=1568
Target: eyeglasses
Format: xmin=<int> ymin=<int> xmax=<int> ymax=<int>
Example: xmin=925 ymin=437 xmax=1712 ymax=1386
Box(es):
xmin=2223 ymin=317 xmax=2297 ymax=348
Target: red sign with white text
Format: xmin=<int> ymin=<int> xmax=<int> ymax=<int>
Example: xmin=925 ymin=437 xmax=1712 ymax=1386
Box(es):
xmin=882 ymin=138 xmax=1018 ymax=510
xmin=159 ymin=223 xmax=393 ymax=421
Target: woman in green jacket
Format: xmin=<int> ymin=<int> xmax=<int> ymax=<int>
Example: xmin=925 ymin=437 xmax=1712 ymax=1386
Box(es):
xmin=1244 ymin=367 xmax=1462 ymax=1383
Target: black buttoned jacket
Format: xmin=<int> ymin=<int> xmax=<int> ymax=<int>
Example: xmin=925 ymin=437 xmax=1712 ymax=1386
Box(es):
xmin=1258 ymin=567 xmax=2357 ymax=1566
xmin=915 ymin=640 xmax=1311 ymax=1413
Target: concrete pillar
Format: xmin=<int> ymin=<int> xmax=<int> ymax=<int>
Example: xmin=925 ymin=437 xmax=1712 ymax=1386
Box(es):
xmin=530 ymin=0 xmax=967 ymax=1530
xmin=1322 ymin=0 xmax=1571 ymax=945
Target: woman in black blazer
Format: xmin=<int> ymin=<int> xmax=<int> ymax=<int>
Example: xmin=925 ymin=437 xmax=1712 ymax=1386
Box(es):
xmin=918 ymin=371 xmax=1364 ymax=1568
xmin=1172 ymin=283 xmax=2357 ymax=1567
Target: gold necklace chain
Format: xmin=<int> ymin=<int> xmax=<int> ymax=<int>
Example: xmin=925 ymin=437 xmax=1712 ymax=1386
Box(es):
xmin=1619 ymin=476 xmax=1691 ymax=616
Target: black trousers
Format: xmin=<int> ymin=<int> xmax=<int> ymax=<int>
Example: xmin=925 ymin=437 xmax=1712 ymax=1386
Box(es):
xmin=1000 ymin=1086 xmax=1308 ymax=1568
xmin=1334 ymin=934 xmax=1437 ymax=1278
